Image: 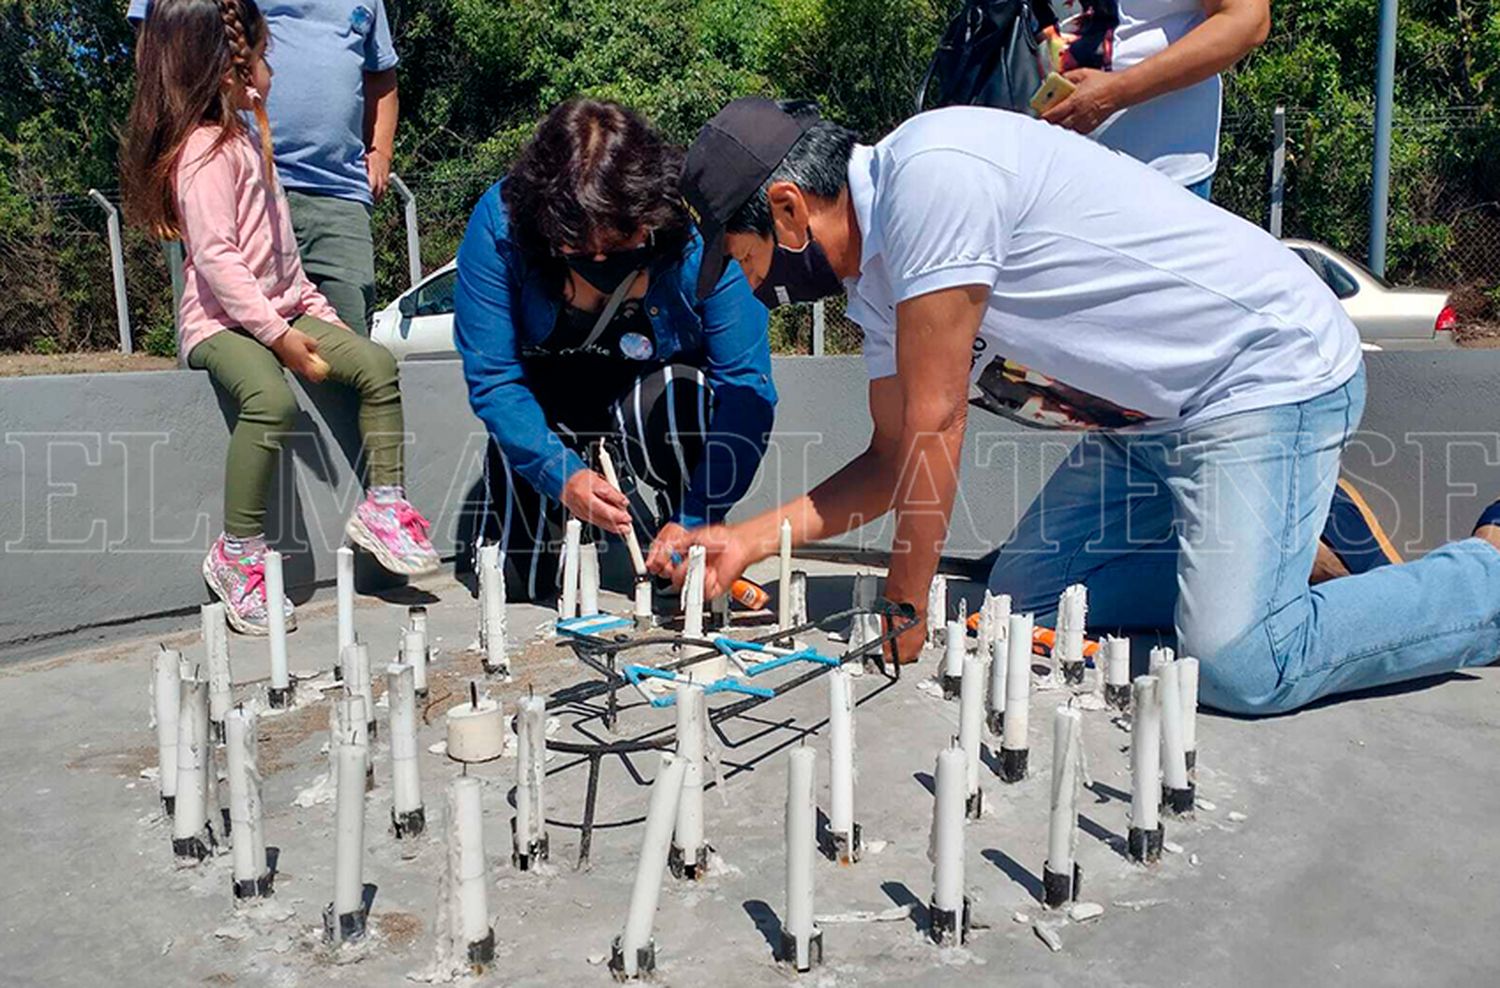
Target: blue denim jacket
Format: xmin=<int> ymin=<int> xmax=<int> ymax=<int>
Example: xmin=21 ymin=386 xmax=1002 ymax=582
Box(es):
xmin=453 ymin=181 xmax=776 ymax=528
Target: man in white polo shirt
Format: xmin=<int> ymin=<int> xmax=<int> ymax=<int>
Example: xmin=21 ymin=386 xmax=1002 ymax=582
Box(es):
xmin=664 ymin=97 xmax=1500 ymax=715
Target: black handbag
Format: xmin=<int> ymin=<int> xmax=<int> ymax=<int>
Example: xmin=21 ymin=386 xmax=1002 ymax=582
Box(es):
xmin=914 ymin=0 xmax=1045 ymax=116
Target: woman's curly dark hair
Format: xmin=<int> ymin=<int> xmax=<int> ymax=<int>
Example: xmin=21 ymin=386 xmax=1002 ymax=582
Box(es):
xmin=503 ymin=100 xmax=692 ymax=294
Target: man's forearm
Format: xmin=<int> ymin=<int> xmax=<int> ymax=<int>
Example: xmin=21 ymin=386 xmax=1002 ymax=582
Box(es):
xmin=363 ymin=69 xmax=399 ymax=153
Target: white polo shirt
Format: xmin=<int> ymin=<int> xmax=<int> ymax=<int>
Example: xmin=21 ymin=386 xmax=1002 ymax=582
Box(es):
xmin=843 ymin=107 xmax=1361 ymax=431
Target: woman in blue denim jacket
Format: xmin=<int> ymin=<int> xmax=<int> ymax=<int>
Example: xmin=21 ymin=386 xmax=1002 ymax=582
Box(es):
xmin=454 ymin=100 xmax=776 ymax=601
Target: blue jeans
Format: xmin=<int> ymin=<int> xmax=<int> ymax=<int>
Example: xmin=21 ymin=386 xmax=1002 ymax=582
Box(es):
xmin=1186 ymin=176 xmax=1214 ymax=200
xmin=987 ymin=365 xmax=1500 ymax=714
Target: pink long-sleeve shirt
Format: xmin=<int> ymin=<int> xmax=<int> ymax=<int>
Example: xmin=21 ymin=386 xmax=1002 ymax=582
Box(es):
xmin=174 ymin=126 xmax=343 ymax=357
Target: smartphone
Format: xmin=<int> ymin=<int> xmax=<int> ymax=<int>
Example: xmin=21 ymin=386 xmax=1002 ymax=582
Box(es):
xmin=1030 ymin=71 xmax=1076 ymax=115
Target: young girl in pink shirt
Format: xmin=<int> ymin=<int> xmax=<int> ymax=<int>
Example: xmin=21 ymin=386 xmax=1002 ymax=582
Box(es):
xmin=122 ymin=0 xmax=438 ymax=634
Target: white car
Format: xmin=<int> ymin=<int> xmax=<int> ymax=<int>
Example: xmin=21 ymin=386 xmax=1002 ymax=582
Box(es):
xmin=1284 ymin=239 xmax=1456 ymax=348
xmin=370 ymin=260 xmax=459 ymax=360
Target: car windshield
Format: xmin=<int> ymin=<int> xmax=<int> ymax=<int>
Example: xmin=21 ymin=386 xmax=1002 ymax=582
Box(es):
xmin=1292 ymin=248 xmax=1361 ymax=300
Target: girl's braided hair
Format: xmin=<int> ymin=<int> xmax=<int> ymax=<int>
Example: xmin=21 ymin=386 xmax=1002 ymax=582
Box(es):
xmin=215 ymin=0 xmax=276 ymax=181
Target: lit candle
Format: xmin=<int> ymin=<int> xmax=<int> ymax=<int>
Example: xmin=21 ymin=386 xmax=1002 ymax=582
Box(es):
xmin=986 ymin=630 xmax=1008 ymax=736
xmin=579 ymin=542 xmax=601 ymax=617
xmin=941 ymin=620 xmax=965 ymax=699
xmin=1158 ymin=660 xmax=1193 ymax=816
xmin=1178 ymin=656 xmax=1200 ymax=775
xmin=783 ymin=747 xmax=821 ymax=971
xmin=926 ymin=574 xmax=948 ymax=650
xmin=478 ymin=543 xmax=508 ymax=676
xmin=1104 ymin=636 xmax=1131 ymax=711
xmin=153 ymin=647 xmax=184 ymax=815
xmin=514 ymin=695 xmax=549 ymax=869
xmin=386 ymin=664 xmax=424 ymax=838
xmin=226 ymin=705 xmax=271 ymax=899
xmin=1043 ymin=705 xmax=1082 ymax=907
xmin=265 ymin=550 xmax=292 ymax=707
xmin=999 ymin=612 xmax=1034 ymax=782
xmin=788 ymin=570 xmax=809 ymax=628
xmin=1056 ymin=584 xmax=1088 ymax=685
xmin=929 ymin=743 xmax=968 ymax=945
xmin=560 ymin=518 xmax=582 ymax=620
xmin=828 ymin=666 xmax=859 ymax=863
xmin=670 ymin=685 xmax=707 ymax=879
xmin=614 ymin=753 xmax=688 ymax=979
xmin=328 ymin=695 xmax=369 ymax=943
xmin=201 ymin=602 xmax=231 ymax=742
xmin=959 ymin=654 xmax=985 ymax=819
xmin=449 ymin=776 xmax=494 ymax=964
xmin=336 ymin=545 xmax=355 ymax=660
xmin=1128 ymin=675 xmax=1163 ymax=863
xmin=777 ymin=519 xmax=793 ymax=632
xmin=172 ymin=675 xmax=214 ymax=861
xmin=681 ymin=544 xmax=706 ymax=641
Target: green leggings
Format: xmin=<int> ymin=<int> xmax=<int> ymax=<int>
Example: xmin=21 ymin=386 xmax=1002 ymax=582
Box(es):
xmin=187 ymin=316 xmax=405 ymax=537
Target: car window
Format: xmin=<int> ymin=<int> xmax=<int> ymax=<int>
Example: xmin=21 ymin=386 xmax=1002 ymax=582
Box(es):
xmin=1292 ymin=248 xmax=1360 ymax=301
xmin=413 ymin=269 xmax=457 ymax=317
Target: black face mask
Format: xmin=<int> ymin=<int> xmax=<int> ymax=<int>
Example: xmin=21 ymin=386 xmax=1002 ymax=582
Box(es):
xmin=562 ymin=242 xmax=654 ymax=294
xmin=753 ymin=228 xmax=844 ymax=309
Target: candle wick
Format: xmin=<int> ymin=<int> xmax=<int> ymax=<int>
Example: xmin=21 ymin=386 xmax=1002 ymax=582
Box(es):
xmin=470 ymin=681 xmax=479 ymax=709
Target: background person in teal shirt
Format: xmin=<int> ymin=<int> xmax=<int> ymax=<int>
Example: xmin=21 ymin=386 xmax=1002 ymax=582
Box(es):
xmin=129 ymin=0 xmax=400 ymax=334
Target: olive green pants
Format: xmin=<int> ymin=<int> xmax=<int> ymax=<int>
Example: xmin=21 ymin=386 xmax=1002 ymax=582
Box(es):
xmin=285 ymin=190 xmax=377 ymax=335
xmin=187 ymin=316 xmax=405 ymax=537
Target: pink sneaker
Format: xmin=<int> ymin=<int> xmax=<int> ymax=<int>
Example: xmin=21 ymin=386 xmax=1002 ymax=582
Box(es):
xmin=202 ymin=535 xmax=297 ymax=635
xmin=345 ymin=492 xmax=441 ymax=576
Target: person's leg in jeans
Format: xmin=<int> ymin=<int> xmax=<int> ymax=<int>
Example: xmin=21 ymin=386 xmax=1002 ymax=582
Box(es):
xmin=987 ymin=433 xmax=1179 ymax=629
xmin=1155 ymin=366 xmax=1500 ymax=714
xmin=286 ymin=191 xmax=378 ymax=335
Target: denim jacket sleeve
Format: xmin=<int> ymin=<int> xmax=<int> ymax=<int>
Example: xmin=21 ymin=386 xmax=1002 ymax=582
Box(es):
xmin=676 ymin=255 xmax=777 ymax=529
xmin=453 ymin=186 xmax=586 ymax=503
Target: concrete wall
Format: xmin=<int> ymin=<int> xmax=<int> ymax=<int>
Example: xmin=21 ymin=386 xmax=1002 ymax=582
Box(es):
xmin=4 ymin=352 xmax=1498 ymax=650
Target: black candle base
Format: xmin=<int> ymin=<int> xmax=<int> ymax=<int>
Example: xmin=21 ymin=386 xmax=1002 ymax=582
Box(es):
xmin=778 ymin=926 xmax=824 ymax=971
xmin=467 ymin=928 xmax=496 ymax=966
xmin=391 ymin=805 xmax=426 ymax=839
xmin=1128 ymin=824 xmax=1165 ymax=864
xmin=965 ymin=789 xmax=983 ymax=820
xmin=940 ymin=673 xmax=961 ymax=700
xmin=1061 ymin=660 xmax=1085 ymax=686
xmin=172 ymin=833 xmax=213 ymax=862
xmin=232 ymin=869 xmax=275 ymax=900
xmin=1042 ymin=861 xmax=1082 ymax=908
xmin=1104 ymin=684 xmax=1131 ymax=712
xmin=999 ymin=746 xmax=1028 ymax=783
xmin=832 ymin=822 xmax=863 ymax=865
xmin=511 ymin=819 xmax=551 ymax=871
xmin=608 ymin=935 xmax=656 ymax=981
xmin=668 ymin=841 xmax=712 ymax=880
xmin=928 ymin=895 xmax=971 ymax=946
xmin=322 ymin=902 xmax=368 ymax=945
xmin=1163 ymin=783 xmax=1195 ymax=817
xmin=268 ymin=684 xmax=294 ymax=709
xmin=986 ymin=709 xmax=1005 ymax=736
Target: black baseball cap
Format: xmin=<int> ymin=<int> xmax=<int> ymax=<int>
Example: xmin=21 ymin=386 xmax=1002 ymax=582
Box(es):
xmin=682 ymin=97 xmax=819 ymax=300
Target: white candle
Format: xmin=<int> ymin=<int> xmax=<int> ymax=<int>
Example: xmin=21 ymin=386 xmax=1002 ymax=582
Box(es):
xmin=682 ymin=544 xmax=705 ymax=640
xmin=828 ymin=667 xmax=856 ymax=852
xmin=173 ymin=676 xmax=211 ymax=856
xmin=478 ymin=543 xmax=508 ymax=675
xmin=580 ymin=542 xmax=601 ymax=617
xmin=959 ymin=654 xmax=985 ymax=812
xmin=409 ymin=604 xmax=428 ymax=642
xmin=342 ymin=642 xmax=375 ymax=738
xmin=336 ymin=545 xmax=355 ymax=658
xmin=788 ymin=570 xmax=808 ymax=628
xmin=633 ymin=578 xmax=653 ymax=624
xmin=598 ymin=444 xmax=647 ymax=576
xmin=986 ymin=632 xmax=1008 ymax=730
xmin=1178 ymin=656 xmax=1200 ymax=763
xmin=777 ymin=518 xmax=793 ymax=630
xmin=515 ymin=695 xmax=548 ymax=861
xmin=225 ymin=706 xmax=268 ymax=893
xmin=386 ymin=664 xmax=423 ymax=827
xmin=1159 ymin=660 xmax=1190 ymax=792
xmin=332 ymin=710 xmax=368 ymax=924
xmin=1106 ymin=636 xmax=1131 ymax=687
xmin=784 ymin=747 xmax=818 ymax=970
xmin=560 ymin=518 xmax=582 ymax=619
xmin=261 ymin=550 xmax=290 ymax=704
xmin=1046 ymin=706 xmax=1083 ymax=878
xmin=930 ymin=743 xmax=966 ymax=913
xmin=619 ymin=753 xmax=688 ymax=976
xmin=153 ymin=647 xmax=183 ymax=809
xmin=942 ymin=620 xmax=965 ymax=681
xmin=401 ymin=626 xmax=429 ymax=695
xmin=1149 ymin=645 xmax=1173 ymax=672
xmin=446 ymin=691 xmax=506 ymax=763
xmin=202 ymin=602 xmax=231 ymax=735
xmin=926 ymin=574 xmax=948 ymax=649
xmin=1057 ymin=585 xmax=1088 ymax=672
xmin=450 ymin=776 xmax=492 ymax=949
xmin=1002 ymin=613 xmax=1034 ymax=753
xmin=672 ymin=684 xmax=705 ymax=873
xmin=1130 ymin=675 xmax=1162 ymax=834
xmin=848 ymin=572 xmax=882 ymax=652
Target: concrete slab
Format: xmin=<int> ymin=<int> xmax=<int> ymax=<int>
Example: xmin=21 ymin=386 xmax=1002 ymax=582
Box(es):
xmin=2 ymin=558 xmax=1498 ymax=987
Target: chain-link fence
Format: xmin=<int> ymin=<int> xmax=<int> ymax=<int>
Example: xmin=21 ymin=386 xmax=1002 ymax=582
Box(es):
xmin=5 ymin=104 xmax=1499 ymax=357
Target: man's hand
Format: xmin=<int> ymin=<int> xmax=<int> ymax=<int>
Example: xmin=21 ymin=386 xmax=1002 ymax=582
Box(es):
xmin=365 ymin=148 xmax=391 ymax=202
xmin=883 ymin=605 xmax=928 ymax=666
xmin=645 ymin=522 xmax=693 ymax=578
xmin=271 ymin=327 xmax=329 ymax=382
xmin=560 ymin=469 xmax=633 ymax=535
xmin=1041 ymin=68 xmax=1123 ymax=134
xmin=653 ymin=523 xmax=757 ymax=597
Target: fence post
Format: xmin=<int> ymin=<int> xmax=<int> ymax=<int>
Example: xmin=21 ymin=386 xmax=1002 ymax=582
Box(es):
xmin=1369 ymin=0 xmax=1398 ymax=277
xmin=1268 ymin=106 xmax=1286 ymax=238
xmin=811 ymin=300 xmax=826 ymax=356
xmin=87 ymin=189 xmax=133 ymax=355
xmin=389 ymin=174 xmax=422 ymax=288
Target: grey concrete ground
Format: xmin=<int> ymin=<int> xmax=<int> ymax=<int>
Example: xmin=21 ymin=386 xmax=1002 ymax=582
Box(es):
xmin=2 ymin=558 xmax=1498 ymax=988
